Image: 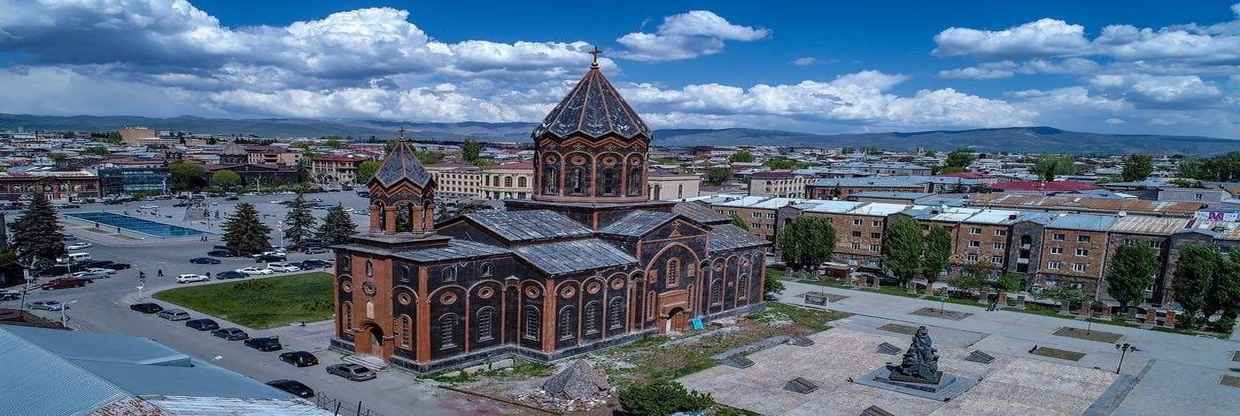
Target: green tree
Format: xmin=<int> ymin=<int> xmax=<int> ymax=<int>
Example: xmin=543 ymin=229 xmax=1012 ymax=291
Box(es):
xmin=943 ymin=149 xmax=976 ymax=169
xmin=1172 ymin=244 xmax=1220 ymax=328
xmin=920 ymin=226 xmax=952 ymax=292
xmin=461 ymin=139 xmax=483 ymax=163
xmin=1043 ymin=286 xmax=1087 ymax=313
xmin=995 ymin=274 xmax=1023 ymax=292
xmin=1177 ymin=157 xmax=1204 ymax=179
xmin=323 ymin=136 xmax=345 ymax=149
xmin=282 ymin=191 xmax=317 ymax=248
xmin=168 ymin=160 xmax=208 ymax=191
xmin=765 ymin=157 xmax=803 ymax=170
xmin=1204 ymin=253 xmax=1240 ymax=326
xmin=221 ymin=203 xmax=272 ymax=255
xmin=728 ymin=150 xmax=754 ymax=163
xmin=883 ymin=217 xmax=924 ymax=289
xmin=355 ymin=160 xmax=381 ymax=184
xmin=1031 ymin=155 xmax=1078 ymax=182
xmin=729 ymin=213 xmax=750 ymax=231
xmin=10 ymin=193 xmax=66 ymax=267
xmin=777 ymin=217 xmax=837 ymax=272
xmin=949 ymin=261 xmax=990 ymax=295
xmin=211 ymin=169 xmax=242 ymax=190
xmin=925 ymin=150 xmax=938 ymax=157
xmin=83 ymin=146 xmax=110 ymax=156
xmin=764 ymin=274 xmax=785 ymax=299
xmin=318 ymin=204 xmax=358 ymax=244
xmin=618 ymin=380 xmax=714 ymax=416
xmin=704 ymin=167 xmax=732 ymax=186
xmin=1105 ymin=243 xmax=1158 ymax=312
xmin=1121 ymin=154 xmax=1153 ymax=182
xmin=415 ymin=149 xmax=443 ymax=165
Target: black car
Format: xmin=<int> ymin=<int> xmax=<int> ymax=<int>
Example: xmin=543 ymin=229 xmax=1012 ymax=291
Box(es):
xmin=207 ymin=249 xmax=236 ymax=257
xmin=278 ymin=351 xmax=319 ymax=367
xmin=266 ymin=379 xmax=314 ymax=398
xmin=185 ymin=318 xmax=219 ymax=331
xmin=254 ymin=254 xmax=286 ymax=262
xmin=215 ymin=270 xmax=246 ymax=280
xmin=298 ymin=259 xmax=332 ymax=269
xmin=326 ymin=364 xmax=376 ymax=381
xmin=302 ymin=247 xmax=326 ymax=255
xmin=211 ymin=327 xmax=249 ymax=341
xmin=244 ymin=336 xmax=283 ymax=352
xmin=190 ymin=257 xmax=222 ymax=265
xmin=96 ymin=262 xmax=131 ymax=271
xmin=129 ymin=303 xmax=163 ymax=314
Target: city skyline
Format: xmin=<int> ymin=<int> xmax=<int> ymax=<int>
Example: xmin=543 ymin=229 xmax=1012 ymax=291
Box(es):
xmin=1 ymin=1 xmax=1239 ymax=138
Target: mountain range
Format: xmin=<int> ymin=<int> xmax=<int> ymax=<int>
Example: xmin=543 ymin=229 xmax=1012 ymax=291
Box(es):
xmin=2 ymin=113 xmax=1238 ymax=155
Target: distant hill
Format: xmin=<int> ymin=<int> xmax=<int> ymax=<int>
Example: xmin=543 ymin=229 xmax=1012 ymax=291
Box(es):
xmin=2 ymin=113 xmax=1237 ymax=155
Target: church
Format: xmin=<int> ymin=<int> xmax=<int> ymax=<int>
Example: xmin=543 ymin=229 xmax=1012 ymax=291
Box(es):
xmin=330 ymin=59 xmax=770 ymax=373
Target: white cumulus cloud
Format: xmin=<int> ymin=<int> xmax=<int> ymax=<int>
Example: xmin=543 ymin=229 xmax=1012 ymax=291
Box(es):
xmin=616 ymin=10 xmax=770 ymax=61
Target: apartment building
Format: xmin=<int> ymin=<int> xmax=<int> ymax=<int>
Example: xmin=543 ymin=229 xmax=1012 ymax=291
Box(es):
xmin=648 ymin=170 xmax=702 ymax=201
xmin=748 ymin=171 xmax=810 ymax=198
xmin=425 ymin=164 xmax=482 ymax=199
xmin=1105 ymin=215 xmax=1190 ymax=305
xmin=310 ymin=154 xmax=372 ymax=185
xmin=950 ymin=209 xmax=1023 ymax=275
xmin=708 ymin=196 xmax=798 ymax=241
xmin=244 ymin=145 xmax=301 ymax=166
xmin=1036 ymin=214 xmax=1118 ymax=299
xmin=806 ymin=176 xmax=982 ymax=200
xmin=0 ymin=170 xmax=101 ymax=202
xmin=777 ymin=200 xmax=909 ymax=270
xmin=834 ymin=161 xmax=931 ymax=176
xmin=479 ymin=161 xmax=534 ymax=200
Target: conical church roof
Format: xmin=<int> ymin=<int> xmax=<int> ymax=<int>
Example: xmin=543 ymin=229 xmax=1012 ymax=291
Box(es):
xmin=371 ymin=140 xmax=432 ymax=188
xmin=532 ymin=65 xmax=651 ymax=140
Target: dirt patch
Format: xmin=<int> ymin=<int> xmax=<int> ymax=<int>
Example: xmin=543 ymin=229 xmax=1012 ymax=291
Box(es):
xmin=910 ymin=307 xmax=973 ymax=321
xmin=1053 ymin=327 xmax=1123 ymax=343
xmin=1223 ymin=375 xmax=1240 ymax=388
xmin=1030 ymin=346 xmax=1086 ymax=361
xmin=878 ymin=323 xmax=920 ymax=336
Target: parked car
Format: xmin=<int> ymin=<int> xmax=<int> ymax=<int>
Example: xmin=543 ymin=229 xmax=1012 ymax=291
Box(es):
xmin=62 ymin=234 xmax=79 ymax=241
xmin=42 ymin=278 xmax=90 ymax=290
xmin=266 ymin=379 xmax=315 ymax=398
xmin=237 ymin=267 xmax=273 ymax=276
xmin=65 ymin=242 xmax=92 ymax=250
xmin=185 ymin=318 xmax=219 ymax=331
xmin=254 ymin=253 xmax=286 ymax=262
xmin=176 ymin=273 xmax=209 ymax=284
xmin=70 ymin=270 xmax=110 ymax=280
xmin=30 ymin=300 xmax=65 ymax=311
xmin=157 ymin=309 xmax=191 ymax=321
xmin=57 ymin=203 xmax=81 ymax=209
xmin=211 ymin=327 xmax=249 ymax=341
xmin=215 ymin=270 xmax=246 ymax=280
xmin=326 ymin=364 xmax=376 ymax=381
xmin=130 ymin=303 xmax=163 ymax=314
xmin=244 ymin=336 xmax=283 ymax=352
xmin=95 ymin=262 xmax=131 ymax=271
xmin=298 ymin=259 xmax=333 ymax=269
xmin=190 ymin=257 xmax=221 ymax=265
xmin=301 ymin=247 xmax=327 ymax=255
xmin=0 ymin=289 xmax=20 ymax=301
xmin=278 ymin=351 xmax=319 ymax=367
xmin=266 ymin=262 xmax=301 ymax=273
xmin=207 ymin=249 xmax=236 ymax=258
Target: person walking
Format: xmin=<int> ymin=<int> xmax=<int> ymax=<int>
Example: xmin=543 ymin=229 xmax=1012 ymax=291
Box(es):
xmin=157 ymin=269 xmax=163 ymax=278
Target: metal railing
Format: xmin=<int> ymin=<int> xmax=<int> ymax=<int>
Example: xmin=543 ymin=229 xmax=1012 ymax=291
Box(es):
xmin=313 ymin=392 xmax=387 ymax=416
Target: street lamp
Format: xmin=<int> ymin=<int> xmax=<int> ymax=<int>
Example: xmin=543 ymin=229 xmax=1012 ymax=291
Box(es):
xmin=16 ymin=256 xmax=39 ymax=311
xmin=1114 ymin=343 xmax=1137 ymax=374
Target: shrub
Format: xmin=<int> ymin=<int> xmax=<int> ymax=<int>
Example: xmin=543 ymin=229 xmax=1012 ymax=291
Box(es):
xmin=618 ymin=380 xmax=714 ymax=416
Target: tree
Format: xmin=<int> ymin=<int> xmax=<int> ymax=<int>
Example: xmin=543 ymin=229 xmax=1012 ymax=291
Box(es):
xmin=995 ymin=274 xmax=1023 ymax=292
xmin=925 ymin=150 xmax=937 ymax=157
xmin=221 ymin=203 xmax=272 ymax=255
xmin=1043 ymin=286 xmax=1087 ymax=313
xmin=211 ymin=169 xmax=242 ymax=190
xmin=83 ymin=146 xmax=110 ymax=156
xmin=729 ymin=213 xmax=750 ymax=231
xmin=461 ymin=139 xmax=483 ymax=163
xmin=168 ymin=161 xmax=208 ymax=191
xmin=1030 ymin=155 xmax=1077 ymax=182
xmin=1105 ymin=243 xmax=1158 ymax=312
xmin=618 ymin=380 xmax=714 ymax=416
xmin=1204 ymin=253 xmax=1240 ymax=326
xmin=704 ymin=167 xmax=732 ymax=186
xmin=883 ymin=217 xmax=923 ymax=289
xmin=323 ymin=136 xmax=345 ymax=149
xmin=943 ymin=149 xmax=976 ymax=169
xmin=920 ymin=226 xmax=952 ymax=292
xmin=777 ymin=217 xmax=837 ymax=272
xmin=355 ymin=160 xmax=381 ymax=184
xmin=764 ymin=274 xmax=785 ymax=299
xmin=1121 ymin=154 xmax=1153 ymax=182
xmin=1172 ymin=244 xmax=1221 ymax=328
xmin=282 ymin=191 xmax=317 ymax=248
xmin=318 ymin=204 xmax=358 ymax=244
xmin=949 ymin=262 xmax=989 ymax=296
xmin=10 ymin=193 xmax=65 ymax=267
xmin=728 ymin=150 xmax=754 ymax=163
xmin=765 ymin=157 xmax=803 ymax=170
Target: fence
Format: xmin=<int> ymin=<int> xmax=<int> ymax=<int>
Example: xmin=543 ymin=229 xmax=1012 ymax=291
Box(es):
xmin=313 ymin=392 xmax=387 ymax=416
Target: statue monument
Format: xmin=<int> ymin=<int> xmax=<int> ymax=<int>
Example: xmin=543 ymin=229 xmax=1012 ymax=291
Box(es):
xmin=854 ymin=325 xmax=978 ymax=401
xmin=886 ymin=326 xmax=941 ymax=384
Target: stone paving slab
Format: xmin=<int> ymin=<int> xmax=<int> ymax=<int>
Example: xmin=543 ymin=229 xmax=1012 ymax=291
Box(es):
xmin=1053 ymin=326 xmax=1124 ymax=343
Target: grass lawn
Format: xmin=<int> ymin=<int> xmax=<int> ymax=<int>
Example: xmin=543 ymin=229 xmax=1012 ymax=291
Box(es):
xmin=153 ymin=272 xmax=334 ymax=329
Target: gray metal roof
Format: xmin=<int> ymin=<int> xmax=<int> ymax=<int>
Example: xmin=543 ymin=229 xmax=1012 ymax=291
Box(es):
xmin=464 ymin=210 xmax=593 ymax=243
xmin=7 ymin=323 xmax=190 ymax=366
xmin=600 ymin=210 xmax=678 ymax=237
xmin=1046 ymin=213 xmax=1119 ymax=231
xmin=371 ymin=140 xmax=432 ymax=188
xmin=394 ymin=239 xmax=511 ymax=262
xmin=674 ymin=201 xmax=728 ymax=224
xmin=514 ymin=238 xmax=637 ymax=276
xmin=0 ymin=327 xmax=130 ymax=416
xmin=76 ymin=359 xmax=290 ymax=399
xmin=144 ymin=396 xmax=333 ymax=416
xmin=532 ymin=65 xmax=651 ymax=140
xmin=708 ymin=224 xmax=770 ymax=252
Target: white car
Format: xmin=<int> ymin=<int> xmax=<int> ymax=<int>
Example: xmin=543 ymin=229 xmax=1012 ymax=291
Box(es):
xmin=71 ymin=268 xmax=113 ymax=279
xmin=267 ymin=262 xmax=301 ymax=273
xmin=176 ymin=274 xmax=210 ymax=284
xmin=30 ymin=300 xmax=65 ymax=311
xmin=66 ymin=242 xmax=92 ymax=250
xmin=237 ymin=267 xmax=273 ymax=276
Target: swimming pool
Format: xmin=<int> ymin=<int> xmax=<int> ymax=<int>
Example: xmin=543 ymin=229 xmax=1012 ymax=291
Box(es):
xmin=66 ymin=212 xmax=207 ymax=237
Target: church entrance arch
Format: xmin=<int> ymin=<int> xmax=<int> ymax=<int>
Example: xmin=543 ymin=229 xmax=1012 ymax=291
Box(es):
xmin=355 ymin=322 xmax=387 ymax=358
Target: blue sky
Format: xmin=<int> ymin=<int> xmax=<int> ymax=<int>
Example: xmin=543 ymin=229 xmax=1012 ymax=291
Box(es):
xmin=1 ymin=0 xmax=1239 ymax=138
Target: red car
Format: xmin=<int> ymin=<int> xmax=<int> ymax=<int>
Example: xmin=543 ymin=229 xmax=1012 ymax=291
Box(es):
xmin=42 ymin=278 xmax=90 ymax=290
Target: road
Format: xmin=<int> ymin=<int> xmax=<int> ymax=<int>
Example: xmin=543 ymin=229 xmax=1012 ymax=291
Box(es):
xmin=2 ymin=192 xmax=523 ymax=416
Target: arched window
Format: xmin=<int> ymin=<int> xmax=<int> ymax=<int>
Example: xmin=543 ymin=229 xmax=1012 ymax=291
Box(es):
xmin=397 ymin=314 xmax=413 ymax=348
xmin=627 ymin=158 xmax=643 ymax=196
xmin=438 ymin=314 xmax=458 ymax=350
xmin=523 ymin=306 xmax=541 ymax=341
xmin=476 ymin=307 xmax=495 ymax=342
xmin=666 ymin=258 xmax=681 ymax=288
xmin=584 ymin=301 xmax=601 ymax=335
xmin=341 ymin=301 xmax=353 ymax=331
xmin=364 ymin=260 xmax=374 ymax=277
xmin=738 ymin=274 xmax=750 ymax=301
xmin=504 ymin=176 xmax=513 ymax=187
xmin=480 ymin=262 xmax=493 ymax=277
xmin=711 ymin=279 xmax=723 ymax=306
xmin=646 ymin=291 xmax=656 ymax=320
xmin=558 ymin=306 xmax=576 ymax=341
xmin=677 ymin=184 xmax=684 ymax=199
xmin=598 ymin=156 xmax=620 ymax=196
xmin=568 ymin=166 xmax=588 ymax=195
xmin=542 ymin=157 xmax=560 ymax=194
xmin=441 ymin=265 xmax=457 ymax=282
xmin=518 ymin=176 xmax=527 ymax=188
xmin=608 ymin=297 xmax=625 ymax=330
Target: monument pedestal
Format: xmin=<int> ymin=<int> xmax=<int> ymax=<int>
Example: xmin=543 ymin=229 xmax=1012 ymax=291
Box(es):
xmin=855 ymin=367 xmax=978 ymax=401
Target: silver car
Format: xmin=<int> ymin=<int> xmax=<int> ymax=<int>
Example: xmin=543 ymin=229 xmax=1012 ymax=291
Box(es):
xmin=30 ymin=300 xmax=64 ymax=311
xmin=157 ymin=309 xmax=190 ymax=321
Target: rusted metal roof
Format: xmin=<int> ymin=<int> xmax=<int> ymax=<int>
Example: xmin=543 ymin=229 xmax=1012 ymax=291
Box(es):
xmin=1109 ymin=215 xmax=1191 ymax=235
xmin=968 ymin=193 xmax=1203 ymax=217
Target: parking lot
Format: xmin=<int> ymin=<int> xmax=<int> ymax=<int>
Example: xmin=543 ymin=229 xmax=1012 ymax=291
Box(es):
xmin=1 ymin=192 xmax=527 ymax=416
